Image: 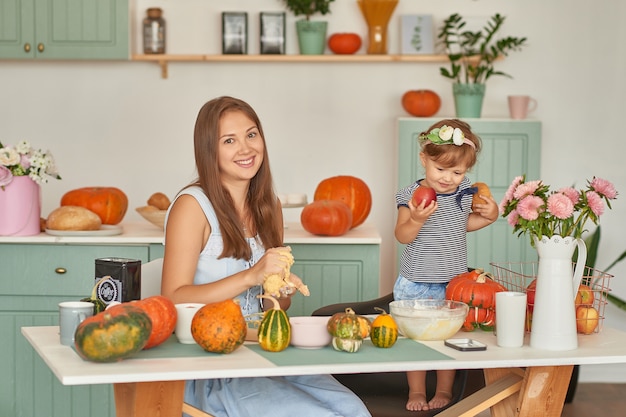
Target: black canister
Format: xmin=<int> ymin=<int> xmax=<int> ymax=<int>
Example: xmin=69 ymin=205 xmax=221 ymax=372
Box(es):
xmin=94 ymin=258 xmax=142 ymax=304
xmin=143 ymin=7 xmax=166 ymax=54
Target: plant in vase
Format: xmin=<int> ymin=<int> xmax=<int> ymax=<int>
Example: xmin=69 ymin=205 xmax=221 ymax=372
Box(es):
xmin=0 ymin=140 xmax=61 ymax=187
xmin=282 ymin=0 xmax=335 ymax=55
xmin=438 ymin=13 xmax=527 ymax=118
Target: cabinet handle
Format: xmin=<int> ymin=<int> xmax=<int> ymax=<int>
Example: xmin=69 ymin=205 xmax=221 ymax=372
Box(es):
xmin=55 ymin=267 xmax=67 ymax=274
xmin=24 ymin=43 xmax=31 ymax=53
xmin=38 ymin=43 xmax=44 ymax=53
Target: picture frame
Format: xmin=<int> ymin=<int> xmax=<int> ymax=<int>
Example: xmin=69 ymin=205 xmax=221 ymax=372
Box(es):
xmin=400 ymin=15 xmax=434 ymax=55
xmin=222 ymin=12 xmax=248 ymax=55
xmin=260 ymin=12 xmax=286 ymax=55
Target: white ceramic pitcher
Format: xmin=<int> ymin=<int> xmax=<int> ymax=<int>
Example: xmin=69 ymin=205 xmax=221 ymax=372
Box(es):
xmin=530 ymin=235 xmax=587 ymax=351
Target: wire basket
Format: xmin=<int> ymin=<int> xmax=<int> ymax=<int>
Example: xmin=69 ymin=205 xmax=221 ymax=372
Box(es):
xmin=489 ymin=262 xmax=613 ymax=334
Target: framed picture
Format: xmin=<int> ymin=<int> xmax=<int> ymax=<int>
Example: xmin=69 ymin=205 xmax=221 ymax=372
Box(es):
xmin=400 ymin=15 xmax=434 ymax=55
xmin=222 ymin=12 xmax=248 ymax=54
xmin=260 ymin=12 xmax=286 ymax=54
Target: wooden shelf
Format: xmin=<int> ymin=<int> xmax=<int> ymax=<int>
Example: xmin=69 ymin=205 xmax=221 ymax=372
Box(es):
xmin=132 ymin=53 xmax=452 ymax=78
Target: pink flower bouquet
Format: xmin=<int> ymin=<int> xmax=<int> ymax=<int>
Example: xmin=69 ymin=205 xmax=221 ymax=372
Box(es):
xmin=499 ymin=175 xmax=618 ymax=243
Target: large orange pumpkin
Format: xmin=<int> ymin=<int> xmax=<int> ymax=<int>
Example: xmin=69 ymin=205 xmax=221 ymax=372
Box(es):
xmin=133 ymin=295 xmax=177 ymax=349
xmin=313 ymin=175 xmax=372 ymax=228
xmin=301 ymin=200 xmax=353 ymax=236
xmin=191 ymin=299 xmax=247 ymax=354
xmin=401 ymin=90 xmax=441 ymax=117
xmin=61 ymin=187 xmax=128 ymax=225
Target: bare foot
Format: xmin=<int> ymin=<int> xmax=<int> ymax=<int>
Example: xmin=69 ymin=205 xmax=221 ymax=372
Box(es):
xmin=406 ymin=392 xmax=429 ymax=411
xmin=428 ymin=391 xmax=452 ymax=409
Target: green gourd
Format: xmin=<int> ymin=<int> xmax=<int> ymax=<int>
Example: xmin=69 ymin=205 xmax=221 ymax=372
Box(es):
xmin=257 ymin=295 xmax=291 ymax=352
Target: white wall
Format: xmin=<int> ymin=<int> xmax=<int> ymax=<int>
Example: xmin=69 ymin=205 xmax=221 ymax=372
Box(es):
xmin=2 ymin=0 xmax=625 ymax=381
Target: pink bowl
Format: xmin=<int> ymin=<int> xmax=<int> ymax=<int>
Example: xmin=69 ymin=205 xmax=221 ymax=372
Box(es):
xmin=289 ymin=316 xmax=332 ymax=349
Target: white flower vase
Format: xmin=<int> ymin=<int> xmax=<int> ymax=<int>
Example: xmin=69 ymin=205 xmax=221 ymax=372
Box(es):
xmin=0 ymin=176 xmax=41 ymax=236
xmin=530 ymin=235 xmax=587 ymax=351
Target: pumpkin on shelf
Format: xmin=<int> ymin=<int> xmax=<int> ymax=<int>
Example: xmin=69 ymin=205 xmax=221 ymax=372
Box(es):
xmin=300 ymin=200 xmax=353 ymax=236
xmin=74 ymin=303 xmax=152 ymax=363
xmin=445 ymin=268 xmax=507 ymax=331
xmin=133 ymin=295 xmax=177 ymax=349
xmin=313 ymin=175 xmax=372 ymax=229
xmin=370 ymin=307 xmax=398 ymax=348
xmin=61 ymin=187 xmax=129 ymax=225
xmin=257 ymin=295 xmax=291 ymax=352
xmin=191 ymin=299 xmax=247 ymax=354
xmin=401 ymin=89 xmax=441 ymax=117
xmin=327 ymin=307 xmax=365 ymax=353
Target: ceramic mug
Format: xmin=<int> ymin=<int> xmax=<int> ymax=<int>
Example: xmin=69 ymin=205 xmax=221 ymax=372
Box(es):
xmin=59 ymin=301 xmax=94 ymax=346
xmin=508 ymin=95 xmax=537 ymax=119
xmin=174 ymin=303 xmax=204 ymax=344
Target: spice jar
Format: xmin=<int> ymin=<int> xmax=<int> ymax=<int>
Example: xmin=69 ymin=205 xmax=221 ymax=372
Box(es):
xmin=143 ymin=8 xmax=166 ymax=54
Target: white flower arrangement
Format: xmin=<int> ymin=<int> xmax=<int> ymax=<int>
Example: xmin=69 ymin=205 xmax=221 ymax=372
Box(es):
xmin=0 ymin=140 xmax=61 ymax=188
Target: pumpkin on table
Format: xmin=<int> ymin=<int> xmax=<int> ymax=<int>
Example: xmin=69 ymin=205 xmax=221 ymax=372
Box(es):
xmin=370 ymin=307 xmax=398 ymax=348
xmin=313 ymin=175 xmax=372 ymax=229
xmin=133 ymin=295 xmax=177 ymax=349
xmin=327 ymin=307 xmax=367 ymax=353
xmin=61 ymin=186 xmax=128 ymax=225
xmin=257 ymin=295 xmax=291 ymax=352
xmin=191 ymin=299 xmax=247 ymax=354
xmin=445 ymin=269 xmax=507 ymax=331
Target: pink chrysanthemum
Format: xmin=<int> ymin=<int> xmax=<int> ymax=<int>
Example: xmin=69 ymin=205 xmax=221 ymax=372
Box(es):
xmin=590 ymin=177 xmax=618 ymax=199
xmin=517 ymin=195 xmax=544 ymax=221
xmin=557 ymin=187 xmax=580 ymax=205
xmin=513 ymin=180 xmax=542 ymax=200
xmin=547 ymin=193 xmax=574 ymax=219
xmin=502 ymin=176 xmax=524 ymax=204
xmin=506 ymin=210 xmax=519 ymax=226
xmin=586 ymin=191 xmax=605 ymax=216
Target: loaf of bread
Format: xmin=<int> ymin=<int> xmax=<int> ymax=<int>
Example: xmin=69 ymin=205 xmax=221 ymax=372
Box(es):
xmin=46 ymin=206 xmax=102 ymax=231
xmin=147 ymin=192 xmax=171 ymax=210
xmin=471 ymin=182 xmax=492 ymax=210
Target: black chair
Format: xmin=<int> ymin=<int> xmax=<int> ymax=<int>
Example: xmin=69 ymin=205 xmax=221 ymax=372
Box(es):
xmin=312 ymin=293 xmax=480 ymax=417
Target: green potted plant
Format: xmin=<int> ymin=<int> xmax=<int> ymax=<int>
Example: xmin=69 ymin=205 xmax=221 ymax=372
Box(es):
xmin=438 ymin=13 xmax=527 ymax=117
xmin=282 ymin=0 xmax=335 ymax=55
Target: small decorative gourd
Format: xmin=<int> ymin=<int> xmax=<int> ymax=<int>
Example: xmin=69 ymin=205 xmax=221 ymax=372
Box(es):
xmin=257 ymin=295 xmax=291 ymax=352
xmin=326 ymin=307 xmax=364 ymax=353
xmin=370 ymin=307 xmax=398 ymax=348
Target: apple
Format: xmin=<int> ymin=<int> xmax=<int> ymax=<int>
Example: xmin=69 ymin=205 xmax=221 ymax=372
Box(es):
xmin=575 ymin=284 xmax=595 ymax=306
xmin=412 ymin=185 xmax=437 ymax=207
xmin=576 ymin=305 xmax=599 ymax=334
xmin=525 ymin=279 xmax=537 ymax=313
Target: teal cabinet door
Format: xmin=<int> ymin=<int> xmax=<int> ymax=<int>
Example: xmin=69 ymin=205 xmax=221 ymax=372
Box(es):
xmin=0 ymin=0 xmax=128 ymax=59
xmin=397 ymin=118 xmax=542 ymax=271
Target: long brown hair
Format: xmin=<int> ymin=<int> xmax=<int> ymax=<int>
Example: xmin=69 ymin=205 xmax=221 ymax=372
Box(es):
xmin=420 ymin=119 xmax=481 ymax=169
xmin=191 ymin=96 xmax=282 ymax=260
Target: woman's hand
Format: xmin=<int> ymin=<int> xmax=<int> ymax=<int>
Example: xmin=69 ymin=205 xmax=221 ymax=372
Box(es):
xmin=249 ymin=246 xmax=294 ymax=286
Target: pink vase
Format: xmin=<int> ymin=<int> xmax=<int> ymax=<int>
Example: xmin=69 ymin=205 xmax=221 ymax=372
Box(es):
xmin=0 ymin=176 xmax=42 ymax=236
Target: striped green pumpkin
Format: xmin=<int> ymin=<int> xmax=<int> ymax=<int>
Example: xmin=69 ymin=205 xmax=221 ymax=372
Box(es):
xmin=257 ymin=295 xmax=291 ymax=352
xmin=370 ymin=308 xmax=398 ymax=348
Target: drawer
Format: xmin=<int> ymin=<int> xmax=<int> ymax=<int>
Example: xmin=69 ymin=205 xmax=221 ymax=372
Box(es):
xmin=0 ymin=244 xmax=149 ymax=296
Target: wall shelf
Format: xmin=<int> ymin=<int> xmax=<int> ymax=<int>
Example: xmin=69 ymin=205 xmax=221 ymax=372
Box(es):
xmin=132 ymin=53 xmax=453 ymax=79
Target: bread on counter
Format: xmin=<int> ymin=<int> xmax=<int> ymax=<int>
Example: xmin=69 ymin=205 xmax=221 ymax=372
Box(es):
xmin=46 ymin=206 xmax=102 ymax=231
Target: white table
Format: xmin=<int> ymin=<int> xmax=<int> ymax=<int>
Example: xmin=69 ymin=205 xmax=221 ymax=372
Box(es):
xmin=22 ymin=326 xmax=626 ymax=417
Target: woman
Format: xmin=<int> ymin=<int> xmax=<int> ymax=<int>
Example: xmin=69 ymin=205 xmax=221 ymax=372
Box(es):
xmin=162 ymin=96 xmax=371 ymax=417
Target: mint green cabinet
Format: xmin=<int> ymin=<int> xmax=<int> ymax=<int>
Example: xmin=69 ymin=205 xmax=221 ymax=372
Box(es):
xmin=0 ymin=0 xmax=128 ymax=59
xmin=0 ymin=242 xmax=163 ymax=417
xmin=397 ymin=118 xmax=542 ymax=270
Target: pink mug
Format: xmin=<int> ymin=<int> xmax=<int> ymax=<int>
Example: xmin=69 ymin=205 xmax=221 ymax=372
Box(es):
xmin=508 ymin=95 xmax=537 ymax=119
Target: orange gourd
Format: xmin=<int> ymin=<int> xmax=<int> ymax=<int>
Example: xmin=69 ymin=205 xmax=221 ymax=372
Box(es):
xmin=61 ymin=187 xmax=128 ymax=225
xmin=313 ymin=175 xmax=372 ymax=229
xmin=301 ymin=200 xmax=353 ymax=236
xmin=401 ymin=90 xmax=441 ymax=117
xmin=191 ymin=299 xmax=247 ymax=354
xmin=133 ymin=296 xmax=177 ymax=349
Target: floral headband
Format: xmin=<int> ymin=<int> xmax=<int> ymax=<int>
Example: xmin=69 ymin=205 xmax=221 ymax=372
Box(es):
xmin=418 ymin=125 xmax=476 ymax=150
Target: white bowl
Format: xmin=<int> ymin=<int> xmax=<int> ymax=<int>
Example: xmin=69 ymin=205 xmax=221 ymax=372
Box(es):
xmin=289 ymin=316 xmax=332 ymax=349
xmin=389 ymin=299 xmax=469 ymax=341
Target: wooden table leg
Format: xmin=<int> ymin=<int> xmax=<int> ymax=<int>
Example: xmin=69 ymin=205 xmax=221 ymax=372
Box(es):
xmin=516 ymin=365 xmax=574 ymax=417
xmin=484 ymin=368 xmax=525 ymax=417
xmin=114 ymin=380 xmax=185 ymax=417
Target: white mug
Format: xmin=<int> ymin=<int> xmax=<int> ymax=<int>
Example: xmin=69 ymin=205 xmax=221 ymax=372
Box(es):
xmin=59 ymin=301 xmax=94 ymax=346
xmin=508 ymin=95 xmax=537 ymax=119
xmin=495 ymin=291 xmax=527 ymax=348
xmin=174 ymin=303 xmax=204 ymax=344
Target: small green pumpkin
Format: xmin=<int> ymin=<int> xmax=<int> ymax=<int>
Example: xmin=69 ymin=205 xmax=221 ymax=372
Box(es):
xmin=257 ymin=295 xmax=291 ymax=352
xmin=74 ymin=303 xmax=152 ymax=363
xmin=370 ymin=307 xmax=398 ymax=348
xmin=327 ymin=307 xmax=362 ymax=340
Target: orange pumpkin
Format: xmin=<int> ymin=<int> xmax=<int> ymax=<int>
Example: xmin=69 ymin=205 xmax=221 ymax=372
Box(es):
xmin=313 ymin=175 xmax=372 ymax=229
xmin=328 ymin=33 xmax=362 ymax=55
xmin=61 ymin=187 xmax=128 ymax=225
xmin=401 ymin=90 xmax=441 ymax=117
xmin=191 ymin=299 xmax=247 ymax=354
xmin=301 ymin=200 xmax=353 ymax=236
xmin=133 ymin=296 xmax=177 ymax=349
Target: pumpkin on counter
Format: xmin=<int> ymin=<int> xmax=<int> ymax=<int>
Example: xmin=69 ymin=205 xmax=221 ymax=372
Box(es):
xmin=445 ymin=269 xmax=507 ymax=331
xmin=61 ymin=187 xmax=128 ymax=225
xmin=257 ymin=295 xmax=291 ymax=352
xmin=133 ymin=295 xmax=177 ymax=349
xmin=74 ymin=303 xmax=152 ymax=363
xmin=191 ymin=299 xmax=247 ymax=354
xmin=301 ymin=200 xmax=353 ymax=236
xmin=313 ymin=175 xmax=372 ymax=229
xmin=401 ymin=90 xmax=441 ymax=117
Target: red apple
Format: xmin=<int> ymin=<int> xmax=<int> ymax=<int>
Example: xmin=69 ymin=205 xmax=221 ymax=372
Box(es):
xmin=526 ymin=279 xmax=537 ymax=313
xmin=412 ymin=186 xmax=437 ymax=207
xmin=575 ymin=284 xmax=594 ymax=306
xmin=576 ymin=305 xmax=599 ymax=334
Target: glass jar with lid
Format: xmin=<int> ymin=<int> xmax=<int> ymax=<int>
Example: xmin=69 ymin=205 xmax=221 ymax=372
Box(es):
xmin=143 ymin=8 xmax=166 ymax=54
